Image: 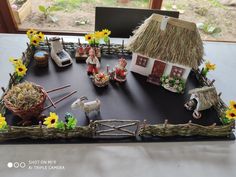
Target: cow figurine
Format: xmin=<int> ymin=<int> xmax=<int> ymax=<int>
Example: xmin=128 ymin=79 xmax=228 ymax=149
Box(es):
xmin=71 ymin=96 xmax=101 ymax=117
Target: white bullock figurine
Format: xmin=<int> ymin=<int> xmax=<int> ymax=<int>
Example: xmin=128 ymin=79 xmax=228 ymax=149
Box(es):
xmin=71 ymin=96 xmax=101 ymax=117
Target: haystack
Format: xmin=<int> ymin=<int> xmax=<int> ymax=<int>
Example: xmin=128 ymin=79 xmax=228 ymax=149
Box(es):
xmin=127 ymin=14 xmax=204 ymax=69
xmin=189 ymin=86 xmax=219 ymax=107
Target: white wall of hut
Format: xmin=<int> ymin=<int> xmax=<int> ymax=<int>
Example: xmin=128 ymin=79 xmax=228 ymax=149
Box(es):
xmin=130 ymin=53 xmax=191 ymax=80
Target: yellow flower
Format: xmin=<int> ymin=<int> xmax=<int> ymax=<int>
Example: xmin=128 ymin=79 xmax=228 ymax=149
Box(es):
xmin=15 ymin=64 xmax=27 ymax=77
xmin=102 ymin=29 xmax=111 ymax=36
xmin=226 ymin=109 xmax=236 ymax=119
xmin=9 ymin=57 xmax=23 ymax=66
xmin=205 ymin=61 xmax=216 ymax=70
xmin=85 ymin=34 xmax=94 ymax=41
xmin=229 ymin=100 xmax=236 ymax=110
xmin=36 ymin=32 xmax=45 ymax=42
xmin=43 ymin=112 xmax=59 ymax=128
xmin=27 ymin=29 xmax=37 ymax=39
xmin=94 ymin=31 xmax=104 ymax=40
xmin=30 ymin=35 xmax=40 ymax=46
xmin=0 ymin=114 xmax=7 ymax=129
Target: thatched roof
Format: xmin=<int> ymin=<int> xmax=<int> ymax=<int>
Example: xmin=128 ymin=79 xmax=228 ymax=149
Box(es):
xmin=189 ymin=86 xmax=219 ymax=106
xmin=127 ymin=14 xmax=204 ymax=69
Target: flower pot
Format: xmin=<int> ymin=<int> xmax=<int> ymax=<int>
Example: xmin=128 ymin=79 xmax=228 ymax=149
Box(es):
xmin=11 ymin=0 xmax=32 ymax=24
xmin=34 ymin=50 xmax=49 ymax=68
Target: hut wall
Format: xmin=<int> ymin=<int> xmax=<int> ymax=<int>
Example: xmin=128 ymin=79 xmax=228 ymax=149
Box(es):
xmin=164 ymin=62 xmax=191 ymax=81
xmin=130 ymin=53 xmax=191 ymax=80
xmin=130 ymin=53 xmax=154 ymax=76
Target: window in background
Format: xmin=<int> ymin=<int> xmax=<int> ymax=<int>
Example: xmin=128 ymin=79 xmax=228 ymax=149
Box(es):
xmin=9 ymin=0 xmax=150 ymax=33
xmin=161 ymin=0 xmax=236 ymax=41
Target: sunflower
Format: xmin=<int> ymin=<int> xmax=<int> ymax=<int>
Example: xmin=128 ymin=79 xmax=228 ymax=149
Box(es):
xmin=85 ymin=34 xmax=94 ymax=41
xmin=36 ymin=32 xmax=45 ymax=42
xmin=27 ymin=29 xmax=37 ymax=39
xmin=15 ymin=64 xmax=27 ymax=77
xmin=9 ymin=57 xmax=23 ymax=66
xmin=205 ymin=61 xmax=216 ymax=70
xmin=43 ymin=112 xmax=59 ymax=128
xmin=94 ymin=31 xmax=104 ymax=40
xmin=102 ymin=29 xmax=111 ymax=36
xmin=226 ymin=109 xmax=236 ymax=119
xmin=229 ymin=100 xmax=236 ymax=110
xmin=0 ymin=114 xmax=7 ymax=130
xmin=30 ymin=35 xmax=40 ymax=46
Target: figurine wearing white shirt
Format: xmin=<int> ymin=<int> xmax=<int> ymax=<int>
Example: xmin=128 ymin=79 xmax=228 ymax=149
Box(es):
xmin=86 ymin=48 xmax=100 ymax=75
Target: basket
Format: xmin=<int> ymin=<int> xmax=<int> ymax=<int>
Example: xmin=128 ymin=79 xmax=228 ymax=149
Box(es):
xmin=3 ymin=85 xmax=47 ymax=120
xmin=93 ymin=73 xmax=110 ymax=87
xmin=93 ymin=78 xmax=109 ymax=87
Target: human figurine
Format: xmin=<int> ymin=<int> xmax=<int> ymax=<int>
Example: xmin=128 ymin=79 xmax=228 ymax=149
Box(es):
xmin=114 ymin=57 xmax=128 ymax=82
xmin=86 ymin=48 xmax=100 ymax=76
xmin=78 ymin=45 xmax=84 ymax=55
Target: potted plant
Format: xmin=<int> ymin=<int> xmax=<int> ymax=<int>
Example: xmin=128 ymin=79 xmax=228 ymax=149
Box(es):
xmin=11 ymin=0 xmax=32 ymax=24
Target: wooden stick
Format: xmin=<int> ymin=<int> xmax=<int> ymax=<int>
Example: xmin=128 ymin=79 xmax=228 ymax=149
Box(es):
xmin=1 ymin=87 xmax=6 ymax=93
xmin=46 ymin=84 xmax=71 ymax=93
xmin=143 ymin=119 xmax=147 ymax=130
xmin=44 ymin=90 xmax=77 ymax=110
xmin=61 ymin=37 xmax=65 ymax=49
xmin=210 ymin=79 xmax=215 ymax=86
xmin=108 ymin=39 xmax=110 ymax=54
xmin=44 ymin=91 xmax=56 ymax=108
xmin=9 ymin=73 xmax=15 ymax=85
xmin=121 ymin=40 xmax=124 ymax=53
xmin=164 ymin=119 xmax=168 ymax=128
xmin=46 ymin=37 xmax=50 ymax=52
xmin=96 ymin=122 xmax=137 ymax=135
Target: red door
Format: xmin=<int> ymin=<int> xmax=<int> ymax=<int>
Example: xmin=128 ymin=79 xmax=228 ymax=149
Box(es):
xmin=151 ymin=60 xmax=166 ymax=77
xmin=147 ymin=60 xmax=166 ymax=85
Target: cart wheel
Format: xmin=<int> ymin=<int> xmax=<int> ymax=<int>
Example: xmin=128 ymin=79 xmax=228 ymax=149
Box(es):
xmin=193 ymin=111 xmax=202 ymax=119
xmin=184 ymin=103 xmax=193 ymax=111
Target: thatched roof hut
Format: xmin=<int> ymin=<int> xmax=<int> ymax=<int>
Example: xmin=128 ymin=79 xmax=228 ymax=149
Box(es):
xmin=127 ymin=14 xmax=204 ymax=69
xmin=189 ymin=86 xmax=219 ymax=110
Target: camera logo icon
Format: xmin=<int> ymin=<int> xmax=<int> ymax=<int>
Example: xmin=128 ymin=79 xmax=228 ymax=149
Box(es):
xmin=7 ymin=162 xmax=26 ymax=169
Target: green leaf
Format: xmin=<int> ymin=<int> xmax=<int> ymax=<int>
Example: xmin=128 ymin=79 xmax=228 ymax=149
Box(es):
xmin=66 ymin=117 xmax=77 ymax=130
xmin=49 ymin=6 xmax=63 ymax=12
xmin=38 ymin=5 xmax=46 ymax=13
xmin=103 ymin=36 xmax=109 ymax=44
xmin=56 ymin=121 xmax=65 ymax=130
xmin=221 ymin=117 xmax=232 ymax=125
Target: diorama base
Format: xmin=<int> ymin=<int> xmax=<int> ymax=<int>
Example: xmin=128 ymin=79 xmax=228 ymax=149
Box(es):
xmin=3 ymin=53 xmax=234 ymax=143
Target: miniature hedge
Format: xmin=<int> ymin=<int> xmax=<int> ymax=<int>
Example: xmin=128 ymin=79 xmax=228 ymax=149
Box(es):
xmin=139 ymin=121 xmax=234 ymax=137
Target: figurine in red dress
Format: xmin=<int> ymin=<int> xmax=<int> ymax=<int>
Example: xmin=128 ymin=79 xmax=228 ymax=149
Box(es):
xmin=114 ymin=57 xmax=127 ymax=82
xmin=86 ymin=48 xmax=100 ymax=76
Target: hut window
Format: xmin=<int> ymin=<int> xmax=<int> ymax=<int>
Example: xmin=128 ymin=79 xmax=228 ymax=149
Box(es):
xmin=170 ymin=66 xmax=185 ymax=78
xmin=136 ymin=55 xmax=148 ymax=67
